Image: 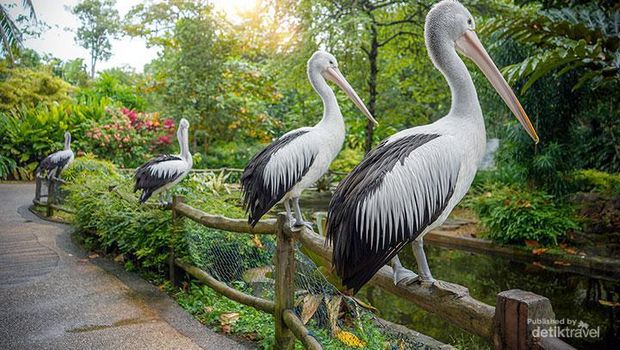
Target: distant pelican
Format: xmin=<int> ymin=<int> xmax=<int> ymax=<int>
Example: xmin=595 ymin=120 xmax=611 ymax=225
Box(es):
xmin=327 ymin=0 xmax=539 ymax=293
xmin=37 ymin=131 xmax=74 ymax=179
xmin=241 ymin=51 xmax=377 ymax=228
xmin=134 ymin=118 xmax=193 ymax=204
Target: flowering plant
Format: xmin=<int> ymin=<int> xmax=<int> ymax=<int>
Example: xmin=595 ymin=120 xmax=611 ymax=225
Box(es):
xmin=82 ymin=107 xmax=177 ymax=167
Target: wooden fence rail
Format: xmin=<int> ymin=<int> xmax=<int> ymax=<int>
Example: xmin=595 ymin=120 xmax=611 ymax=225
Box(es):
xmin=168 ymin=197 xmax=575 ymax=349
xmin=34 ymin=178 xmax=576 ymax=349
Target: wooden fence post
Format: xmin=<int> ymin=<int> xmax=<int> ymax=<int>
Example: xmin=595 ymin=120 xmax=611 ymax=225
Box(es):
xmin=35 ymin=175 xmax=41 ymax=201
xmin=493 ymin=289 xmax=574 ymax=350
xmin=274 ymin=213 xmax=296 ymax=349
xmin=170 ymin=195 xmax=185 ymax=287
xmin=46 ymin=178 xmax=55 ymax=217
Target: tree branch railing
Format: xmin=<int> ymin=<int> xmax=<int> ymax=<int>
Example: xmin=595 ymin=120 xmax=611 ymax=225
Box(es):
xmin=168 ymin=196 xmax=575 ymax=350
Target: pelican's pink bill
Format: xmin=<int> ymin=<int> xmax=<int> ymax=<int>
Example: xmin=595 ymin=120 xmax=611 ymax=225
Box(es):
xmin=455 ymin=31 xmax=539 ymax=143
xmin=324 ymin=66 xmax=378 ymax=125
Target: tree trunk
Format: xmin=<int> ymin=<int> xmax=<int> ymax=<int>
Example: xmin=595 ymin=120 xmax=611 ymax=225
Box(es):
xmin=365 ymin=23 xmax=379 ymax=154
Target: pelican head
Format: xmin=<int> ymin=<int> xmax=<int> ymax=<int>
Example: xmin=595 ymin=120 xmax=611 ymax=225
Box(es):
xmin=425 ymin=0 xmax=539 ymax=143
xmin=64 ymin=131 xmax=71 ymax=150
xmin=308 ymin=51 xmax=378 ymax=125
xmin=179 ymin=118 xmax=190 ymax=130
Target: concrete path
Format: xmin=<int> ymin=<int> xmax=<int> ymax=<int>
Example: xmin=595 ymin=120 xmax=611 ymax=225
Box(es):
xmin=0 ymin=183 xmax=252 ymax=350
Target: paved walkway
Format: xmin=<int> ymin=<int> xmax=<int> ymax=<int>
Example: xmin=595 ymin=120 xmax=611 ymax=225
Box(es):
xmin=0 ymin=183 xmax=252 ymax=350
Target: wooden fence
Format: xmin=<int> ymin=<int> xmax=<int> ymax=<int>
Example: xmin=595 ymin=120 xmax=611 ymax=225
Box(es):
xmin=33 ymin=180 xmax=577 ymax=350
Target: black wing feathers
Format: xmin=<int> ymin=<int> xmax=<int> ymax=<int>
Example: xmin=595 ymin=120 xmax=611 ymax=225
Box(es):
xmin=134 ymin=155 xmax=184 ymax=203
xmin=327 ymin=134 xmax=455 ymax=293
xmin=37 ymin=152 xmax=72 ymax=177
xmin=241 ymin=130 xmax=313 ymax=227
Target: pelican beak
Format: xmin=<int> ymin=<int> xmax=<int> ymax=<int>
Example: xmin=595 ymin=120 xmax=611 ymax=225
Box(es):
xmin=324 ymin=66 xmax=378 ymax=125
xmin=456 ymin=31 xmax=539 ymax=143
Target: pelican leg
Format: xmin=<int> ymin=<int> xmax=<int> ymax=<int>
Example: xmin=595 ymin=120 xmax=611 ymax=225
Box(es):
xmin=292 ymin=197 xmax=313 ymax=229
xmin=412 ymin=239 xmax=435 ymax=285
xmin=391 ymin=255 xmax=418 ymax=286
xmin=284 ymin=199 xmax=294 ymax=227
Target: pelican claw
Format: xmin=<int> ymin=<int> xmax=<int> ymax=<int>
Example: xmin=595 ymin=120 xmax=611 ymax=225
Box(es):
xmin=293 ymin=220 xmax=314 ymax=230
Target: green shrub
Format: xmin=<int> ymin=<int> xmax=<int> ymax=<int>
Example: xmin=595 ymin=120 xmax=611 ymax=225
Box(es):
xmin=571 ymin=169 xmax=620 ymax=195
xmin=0 ymin=67 xmax=72 ymax=111
xmin=469 ymin=185 xmax=579 ymax=245
xmin=0 ymin=154 xmax=16 ymax=180
xmin=63 ymin=155 xmax=120 ymax=182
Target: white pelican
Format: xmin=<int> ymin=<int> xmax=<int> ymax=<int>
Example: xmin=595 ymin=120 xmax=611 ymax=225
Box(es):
xmin=37 ymin=131 xmax=74 ymax=179
xmin=327 ymin=0 xmax=539 ymax=293
xmin=134 ymin=118 xmax=193 ymax=204
xmin=242 ymin=51 xmax=377 ymax=228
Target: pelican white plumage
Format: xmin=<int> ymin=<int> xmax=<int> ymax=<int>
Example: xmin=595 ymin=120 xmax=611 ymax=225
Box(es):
xmin=242 ymin=51 xmax=377 ymax=228
xmin=37 ymin=131 xmax=74 ymax=179
xmin=327 ymin=0 xmax=539 ymax=293
xmin=134 ymin=118 xmax=193 ymax=204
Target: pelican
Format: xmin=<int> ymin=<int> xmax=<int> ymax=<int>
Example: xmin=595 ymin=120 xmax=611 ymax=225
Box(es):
xmin=134 ymin=118 xmax=193 ymax=204
xmin=327 ymin=0 xmax=539 ymax=293
xmin=241 ymin=51 xmax=377 ymax=228
xmin=36 ymin=131 xmax=74 ymax=179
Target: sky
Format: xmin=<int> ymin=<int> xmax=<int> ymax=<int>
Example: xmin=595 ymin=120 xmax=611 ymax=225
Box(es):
xmin=12 ymin=0 xmax=258 ymax=73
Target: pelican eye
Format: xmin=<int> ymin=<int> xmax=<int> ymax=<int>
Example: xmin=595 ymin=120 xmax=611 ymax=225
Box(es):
xmin=329 ymin=60 xmax=334 ymax=64
xmin=467 ymin=18 xmax=473 ymax=26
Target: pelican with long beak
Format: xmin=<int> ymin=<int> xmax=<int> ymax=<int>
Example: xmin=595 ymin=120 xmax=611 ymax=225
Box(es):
xmin=327 ymin=0 xmax=539 ymax=293
xmin=242 ymin=51 xmax=377 ymax=228
xmin=36 ymin=131 xmax=75 ymax=180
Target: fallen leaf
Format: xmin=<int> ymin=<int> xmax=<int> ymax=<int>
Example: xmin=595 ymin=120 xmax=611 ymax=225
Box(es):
xmin=300 ymin=295 xmax=322 ymax=325
xmin=244 ymin=332 xmax=258 ymax=341
xmin=114 ymin=254 xmax=124 ymax=263
xmin=525 ymin=240 xmax=540 ymax=248
xmin=251 ymin=234 xmax=263 ymax=249
xmin=532 ymin=248 xmax=548 ymax=255
xmin=532 ymin=261 xmax=546 ymax=269
xmin=598 ymin=300 xmax=620 ymax=307
xmin=219 ymin=312 xmax=240 ymax=325
xmin=352 ymin=297 xmax=378 ymax=312
xmin=553 ymin=260 xmax=571 ymax=266
xmin=221 ymin=324 xmax=231 ymax=334
xmin=88 ymin=253 xmax=99 ymax=259
xmin=326 ymin=295 xmax=342 ymax=335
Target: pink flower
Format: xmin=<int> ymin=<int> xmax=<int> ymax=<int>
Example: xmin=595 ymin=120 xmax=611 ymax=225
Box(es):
xmin=163 ymin=118 xmax=174 ymax=129
xmin=122 ymin=136 xmax=130 ymax=143
xmin=157 ymin=135 xmax=171 ymax=144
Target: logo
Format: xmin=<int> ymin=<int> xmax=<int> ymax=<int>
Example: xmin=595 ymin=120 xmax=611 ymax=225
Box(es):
xmin=529 ymin=318 xmax=600 ymax=339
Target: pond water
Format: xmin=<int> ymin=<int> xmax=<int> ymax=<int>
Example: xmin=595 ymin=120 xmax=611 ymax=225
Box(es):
xmin=359 ymin=245 xmax=618 ymax=349
xmin=292 ymin=192 xmax=619 ymax=349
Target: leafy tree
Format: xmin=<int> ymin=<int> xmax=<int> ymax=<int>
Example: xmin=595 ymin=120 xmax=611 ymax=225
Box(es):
xmin=126 ymin=0 xmax=282 ymax=154
xmin=0 ymin=0 xmax=36 ymax=62
xmin=71 ymin=0 xmax=120 ymax=78
xmin=276 ymin=0 xmax=446 ymax=152
xmin=483 ymin=1 xmax=619 ymax=92
xmin=60 ymin=58 xmax=90 ymax=86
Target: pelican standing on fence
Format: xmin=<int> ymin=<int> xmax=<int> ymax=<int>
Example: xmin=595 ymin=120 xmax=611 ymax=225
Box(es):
xmin=134 ymin=118 xmax=193 ymax=204
xmin=36 ymin=131 xmax=74 ymax=179
xmin=327 ymin=0 xmax=539 ymax=293
xmin=241 ymin=51 xmax=377 ymax=228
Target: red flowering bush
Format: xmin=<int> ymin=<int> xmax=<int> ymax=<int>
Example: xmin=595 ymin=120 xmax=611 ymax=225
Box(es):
xmin=82 ymin=107 xmax=177 ymax=167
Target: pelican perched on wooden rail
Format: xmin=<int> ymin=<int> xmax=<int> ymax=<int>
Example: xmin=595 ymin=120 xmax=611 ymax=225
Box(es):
xmin=327 ymin=0 xmax=539 ymax=293
xmin=242 ymin=51 xmax=377 ymax=228
xmin=36 ymin=131 xmax=74 ymax=179
xmin=134 ymin=118 xmax=193 ymax=204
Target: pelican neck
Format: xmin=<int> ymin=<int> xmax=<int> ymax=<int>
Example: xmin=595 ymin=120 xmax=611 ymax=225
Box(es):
xmin=430 ymin=41 xmax=482 ymax=118
xmin=178 ymin=129 xmax=191 ymax=161
xmin=308 ymin=68 xmax=344 ymax=125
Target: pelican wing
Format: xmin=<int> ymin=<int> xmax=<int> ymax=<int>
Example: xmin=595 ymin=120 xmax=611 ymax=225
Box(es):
xmin=241 ymin=129 xmax=317 ymax=226
xmin=327 ymin=133 xmax=461 ymax=292
xmin=134 ymin=155 xmax=188 ymax=202
xmin=37 ymin=150 xmax=74 ymax=177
